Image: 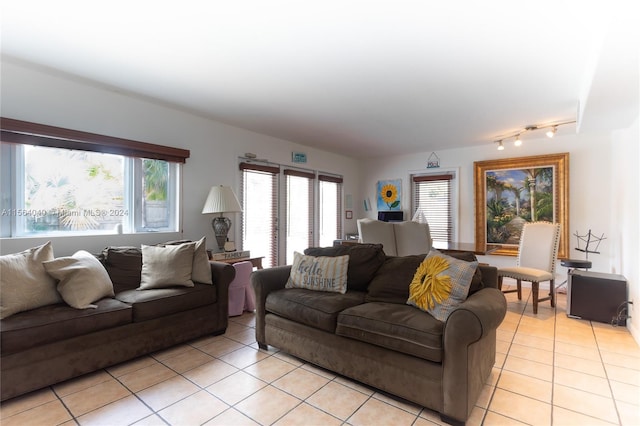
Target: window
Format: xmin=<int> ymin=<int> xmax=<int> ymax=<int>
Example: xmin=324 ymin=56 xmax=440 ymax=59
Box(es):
xmin=1 ymin=118 xmax=188 ymax=237
xmin=239 ymin=162 xmax=280 ymax=268
xmin=284 ymin=169 xmax=314 ymax=264
xmin=412 ymin=172 xmax=456 ymax=243
xmin=318 ymin=175 xmax=343 ymax=247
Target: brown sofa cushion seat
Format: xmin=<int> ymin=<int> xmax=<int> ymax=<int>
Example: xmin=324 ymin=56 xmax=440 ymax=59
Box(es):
xmin=336 ymin=302 xmax=444 ymax=363
xmin=304 ymin=244 xmax=386 ymax=291
xmin=0 ymin=298 xmax=132 ymax=355
xmin=266 ymin=289 xmax=366 ymax=333
xmin=115 ymin=283 xmax=217 ymax=322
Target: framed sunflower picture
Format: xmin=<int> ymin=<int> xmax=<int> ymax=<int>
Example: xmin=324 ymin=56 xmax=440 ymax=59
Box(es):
xmin=377 ymin=179 xmax=402 ymax=211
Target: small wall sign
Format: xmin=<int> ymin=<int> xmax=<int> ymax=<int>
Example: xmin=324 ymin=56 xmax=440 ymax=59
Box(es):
xmin=427 ymin=152 xmax=440 ymax=168
xmin=292 ymin=151 xmax=307 ymax=163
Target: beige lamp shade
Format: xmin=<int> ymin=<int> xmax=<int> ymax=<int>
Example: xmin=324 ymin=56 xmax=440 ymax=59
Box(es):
xmin=202 ymin=185 xmax=242 ymax=214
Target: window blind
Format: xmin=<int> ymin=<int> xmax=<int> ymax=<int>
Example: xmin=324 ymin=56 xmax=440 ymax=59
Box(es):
xmin=284 ymin=168 xmax=314 ymax=263
xmin=412 ymin=174 xmax=453 ymax=243
xmin=239 ymin=162 xmax=280 ymax=267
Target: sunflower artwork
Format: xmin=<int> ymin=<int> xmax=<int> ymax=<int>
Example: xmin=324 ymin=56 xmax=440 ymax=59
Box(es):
xmin=376 ymin=179 xmax=402 ymax=211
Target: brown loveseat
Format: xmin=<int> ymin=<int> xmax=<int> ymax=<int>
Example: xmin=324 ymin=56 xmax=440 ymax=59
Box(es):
xmin=0 ymin=245 xmax=235 ymax=401
xmin=252 ymin=244 xmax=507 ymax=425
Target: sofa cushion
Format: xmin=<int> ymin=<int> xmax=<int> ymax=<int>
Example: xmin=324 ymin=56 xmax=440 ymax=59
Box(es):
xmin=115 ymin=283 xmax=217 ymax=322
xmin=0 ymin=298 xmax=132 ymax=355
xmin=408 ymin=250 xmax=478 ymax=322
xmin=336 ymin=302 xmax=444 ymax=363
xmin=266 ymin=289 xmax=366 ymax=333
xmin=100 ymin=246 xmax=143 ymax=291
xmin=365 ymin=255 xmax=426 ymax=304
xmin=139 ymin=243 xmax=195 ymax=289
xmin=304 ymin=243 xmax=386 ymax=291
xmin=0 ymin=241 xmax=62 ymax=319
xmin=43 ymin=250 xmax=115 ymax=309
xmin=286 ymin=252 xmax=349 ymax=294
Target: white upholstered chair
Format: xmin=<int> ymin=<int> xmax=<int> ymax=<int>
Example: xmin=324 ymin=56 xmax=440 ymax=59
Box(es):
xmin=497 ymin=221 xmax=561 ymax=314
xmin=357 ymin=219 xmax=432 ymax=256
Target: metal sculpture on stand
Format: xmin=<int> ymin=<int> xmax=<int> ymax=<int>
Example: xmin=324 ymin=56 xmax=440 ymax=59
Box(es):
xmin=574 ymin=229 xmax=606 ymax=259
xmin=557 ymin=229 xmax=605 ymax=293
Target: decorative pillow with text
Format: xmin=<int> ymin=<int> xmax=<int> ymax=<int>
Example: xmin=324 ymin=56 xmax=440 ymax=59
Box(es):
xmin=286 ymin=252 xmax=349 ymax=294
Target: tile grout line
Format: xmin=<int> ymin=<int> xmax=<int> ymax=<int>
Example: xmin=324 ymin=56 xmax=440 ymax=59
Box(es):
xmin=592 ymin=320 xmax=624 ymax=426
xmin=481 ymin=284 xmax=530 ymax=425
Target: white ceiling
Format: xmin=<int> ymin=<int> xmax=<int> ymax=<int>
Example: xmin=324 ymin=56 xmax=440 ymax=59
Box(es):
xmin=1 ymin=1 xmax=637 ymax=158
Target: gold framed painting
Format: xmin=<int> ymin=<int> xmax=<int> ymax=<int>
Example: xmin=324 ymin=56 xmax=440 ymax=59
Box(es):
xmin=474 ymin=153 xmax=569 ymax=258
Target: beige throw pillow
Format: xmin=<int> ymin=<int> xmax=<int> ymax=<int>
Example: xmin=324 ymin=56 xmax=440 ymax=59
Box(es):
xmin=191 ymin=237 xmax=212 ymax=284
xmin=286 ymin=252 xmax=349 ymax=294
xmin=0 ymin=241 xmax=62 ymax=319
xmin=44 ymin=250 xmax=115 ymax=309
xmin=139 ymin=243 xmax=195 ymax=290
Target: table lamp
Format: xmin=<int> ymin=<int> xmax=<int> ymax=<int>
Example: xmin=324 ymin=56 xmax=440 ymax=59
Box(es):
xmin=202 ymin=185 xmax=242 ymax=251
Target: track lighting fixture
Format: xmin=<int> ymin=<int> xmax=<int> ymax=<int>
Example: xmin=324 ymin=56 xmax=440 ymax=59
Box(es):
xmin=492 ymin=120 xmax=574 ymax=150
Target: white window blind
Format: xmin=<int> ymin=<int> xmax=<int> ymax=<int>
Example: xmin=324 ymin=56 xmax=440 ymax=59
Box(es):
xmin=284 ymin=168 xmax=315 ymax=264
xmin=319 ymin=174 xmax=343 ymax=247
xmin=240 ymin=162 xmax=280 ymax=268
xmin=412 ymin=174 xmax=453 ymax=243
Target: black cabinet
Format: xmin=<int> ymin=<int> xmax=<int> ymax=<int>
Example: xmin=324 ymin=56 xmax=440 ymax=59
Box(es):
xmin=567 ymin=270 xmax=627 ymax=324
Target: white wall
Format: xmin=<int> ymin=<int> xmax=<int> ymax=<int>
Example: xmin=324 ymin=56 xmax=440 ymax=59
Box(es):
xmin=610 ymin=117 xmax=639 ymax=340
xmin=0 ymin=60 xmax=361 ymax=257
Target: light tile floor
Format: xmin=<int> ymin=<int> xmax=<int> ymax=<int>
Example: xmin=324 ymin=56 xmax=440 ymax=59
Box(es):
xmin=1 ymin=284 xmax=639 ymax=425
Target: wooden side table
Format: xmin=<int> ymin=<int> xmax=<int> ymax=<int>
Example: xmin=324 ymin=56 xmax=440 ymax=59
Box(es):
xmin=214 ymin=256 xmax=264 ymax=270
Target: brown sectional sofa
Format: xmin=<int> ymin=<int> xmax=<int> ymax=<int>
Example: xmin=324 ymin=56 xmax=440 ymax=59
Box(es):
xmin=0 ymin=246 xmax=235 ymax=401
xmin=252 ymin=244 xmax=507 ymax=425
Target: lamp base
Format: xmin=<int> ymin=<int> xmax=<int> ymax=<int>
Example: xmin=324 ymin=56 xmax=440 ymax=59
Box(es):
xmin=212 ymin=216 xmax=231 ymax=251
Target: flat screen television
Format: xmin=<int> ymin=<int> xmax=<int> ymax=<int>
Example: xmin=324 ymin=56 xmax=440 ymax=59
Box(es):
xmin=378 ymin=211 xmax=404 ymax=222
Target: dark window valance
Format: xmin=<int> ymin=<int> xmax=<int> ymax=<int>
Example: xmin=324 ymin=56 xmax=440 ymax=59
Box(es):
xmin=1 ymin=117 xmax=190 ymax=163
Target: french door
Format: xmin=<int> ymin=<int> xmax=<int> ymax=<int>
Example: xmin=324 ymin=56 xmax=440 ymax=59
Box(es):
xmin=240 ymin=161 xmax=343 ymax=267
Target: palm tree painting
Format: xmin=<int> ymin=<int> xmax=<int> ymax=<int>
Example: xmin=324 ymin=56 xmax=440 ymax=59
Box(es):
xmin=486 ymin=166 xmax=554 ymax=245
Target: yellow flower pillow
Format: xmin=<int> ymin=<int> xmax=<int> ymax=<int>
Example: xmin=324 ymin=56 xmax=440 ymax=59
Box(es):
xmin=407 ymin=249 xmax=478 ymax=321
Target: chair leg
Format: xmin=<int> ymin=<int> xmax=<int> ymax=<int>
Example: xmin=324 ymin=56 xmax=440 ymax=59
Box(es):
xmin=516 ymin=279 xmax=522 ymax=300
xmin=549 ymin=279 xmax=555 ymax=307
xmin=532 ymin=281 xmax=539 ymax=314
xmin=498 ymin=275 xmax=504 ymax=291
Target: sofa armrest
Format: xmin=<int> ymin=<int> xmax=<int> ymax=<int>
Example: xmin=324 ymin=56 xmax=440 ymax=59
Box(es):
xmin=478 ymin=264 xmax=498 ymax=289
xmin=251 ymin=265 xmax=292 ymax=348
xmin=209 ymin=261 xmax=235 ymax=332
xmin=444 ymin=288 xmax=506 ymax=342
xmin=442 ymin=287 xmax=507 ymax=422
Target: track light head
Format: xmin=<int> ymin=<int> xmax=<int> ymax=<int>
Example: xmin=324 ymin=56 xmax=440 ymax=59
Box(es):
xmin=546 ymin=126 xmax=557 ymax=138
xmin=514 ymin=134 xmax=522 ymax=147
xmin=496 ymin=140 xmax=504 ymax=151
